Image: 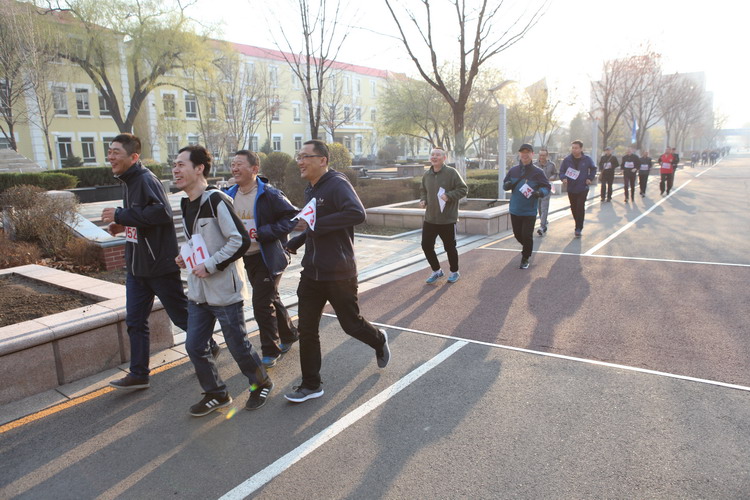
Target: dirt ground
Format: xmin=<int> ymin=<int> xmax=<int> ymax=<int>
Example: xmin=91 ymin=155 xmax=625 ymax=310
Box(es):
xmin=0 ymin=274 xmax=98 ymax=328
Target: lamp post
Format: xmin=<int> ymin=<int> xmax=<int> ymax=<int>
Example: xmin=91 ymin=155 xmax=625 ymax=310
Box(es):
xmin=590 ymin=108 xmax=603 ymax=161
xmin=489 ymin=80 xmax=515 ymax=200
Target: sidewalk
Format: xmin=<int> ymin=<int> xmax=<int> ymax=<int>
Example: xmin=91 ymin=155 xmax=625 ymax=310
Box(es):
xmin=0 ymin=186 xmax=606 ymax=425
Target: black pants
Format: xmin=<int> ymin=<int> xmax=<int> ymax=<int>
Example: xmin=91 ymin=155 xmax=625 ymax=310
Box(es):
xmin=421 ymin=221 xmax=458 ymax=273
xmin=296 ymin=275 xmax=385 ymax=390
xmin=243 ymin=253 xmax=298 ymax=358
xmin=510 ymin=214 xmax=536 ymax=259
xmin=623 ymin=171 xmax=637 ymax=199
xmin=600 ymin=169 xmax=614 ymax=200
xmin=638 ymin=171 xmax=650 ymax=194
xmin=660 ymin=173 xmax=674 ymax=194
xmin=567 ymin=189 xmax=588 ymax=231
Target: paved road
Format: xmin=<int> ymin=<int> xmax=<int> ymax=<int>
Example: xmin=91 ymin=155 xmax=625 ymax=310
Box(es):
xmin=1 ymin=155 xmax=749 ymax=499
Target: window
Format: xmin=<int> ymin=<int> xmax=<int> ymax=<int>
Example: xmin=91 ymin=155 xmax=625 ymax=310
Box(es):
xmin=185 ymin=94 xmax=197 ymax=118
xmin=208 ymin=97 xmax=217 ymax=119
xmin=57 ymin=137 xmax=73 ymax=161
xmin=187 ymin=134 xmax=200 ymax=145
xmin=272 ymin=135 xmax=281 ymax=152
xmin=370 ymin=108 xmax=376 ymax=122
xmin=269 ymin=66 xmax=278 ymax=88
xmin=245 ymin=63 xmax=255 ymax=84
xmin=81 ymin=137 xmax=96 ymax=163
xmin=226 ymin=97 xmax=235 ymax=120
xmin=75 ymin=88 xmax=90 ymax=116
xmin=328 ymin=75 xmax=336 ymax=94
xmin=246 ymin=99 xmax=256 ymax=120
xmin=292 ymin=102 xmax=301 ymax=122
xmin=102 ymin=136 xmax=115 ymax=158
xmin=294 ymin=135 xmax=303 ymax=152
xmin=344 ymin=105 xmax=351 ymax=123
xmin=53 ymin=86 xmax=68 ymax=115
xmin=166 ymin=135 xmax=179 ymax=163
xmin=249 ymin=135 xmax=259 ymax=152
xmin=343 ymin=76 xmax=350 ymax=95
xmin=354 ymin=107 xmax=361 ymax=121
xmin=370 ymin=80 xmax=377 ymax=97
xmin=272 ymin=100 xmax=280 ymax=121
xmin=292 ymin=72 xmax=300 ymax=90
xmin=355 ymin=136 xmax=363 ymax=154
xmin=0 ymin=137 xmax=11 ymax=150
xmin=162 ymin=94 xmax=176 ymax=117
xmin=98 ymin=94 xmax=111 ymax=116
xmin=344 ymin=136 xmax=351 ymax=151
xmin=0 ymin=80 xmax=9 ymax=115
xmin=353 ymin=78 xmax=361 ymax=96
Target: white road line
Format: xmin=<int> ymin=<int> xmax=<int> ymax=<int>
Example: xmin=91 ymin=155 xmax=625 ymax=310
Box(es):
xmin=360 ymin=318 xmax=750 ymax=394
xmin=479 ymin=247 xmax=750 ymax=268
xmin=583 ymin=178 xmax=693 ymax=255
xmin=219 ymin=340 xmax=467 ymax=500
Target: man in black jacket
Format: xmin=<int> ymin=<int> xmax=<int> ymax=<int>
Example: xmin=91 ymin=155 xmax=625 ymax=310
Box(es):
xmin=620 ymin=146 xmax=641 ymax=202
xmin=598 ymin=147 xmax=619 ymax=202
xmin=101 ymin=133 xmax=202 ymax=390
xmin=284 ymin=140 xmax=390 ymax=403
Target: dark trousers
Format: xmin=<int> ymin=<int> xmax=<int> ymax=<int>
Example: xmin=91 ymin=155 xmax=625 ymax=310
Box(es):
xmin=638 ymin=171 xmax=650 ymax=194
xmin=623 ymin=172 xmax=637 ymax=199
xmin=421 ymin=221 xmax=458 ymax=273
xmin=125 ymin=272 xmax=188 ymax=379
xmin=567 ymin=189 xmax=588 ymax=231
xmin=296 ymin=275 xmax=385 ymax=390
xmin=510 ymin=214 xmax=536 ymax=259
xmin=600 ymin=169 xmax=614 ymax=200
xmin=660 ymin=172 xmax=674 ymax=194
xmin=243 ymin=253 xmax=298 ymax=358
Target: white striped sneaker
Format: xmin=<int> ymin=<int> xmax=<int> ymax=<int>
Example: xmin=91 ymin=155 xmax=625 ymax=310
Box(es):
xmin=189 ymin=393 xmax=232 ymax=417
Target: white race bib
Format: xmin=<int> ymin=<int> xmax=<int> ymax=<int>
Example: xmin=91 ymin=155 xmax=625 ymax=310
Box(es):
xmin=604 ymin=162 xmax=612 ymax=169
xmin=125 ymin=226 xmax=138 ymax=243
xmin=640 ymin=164 xmax=649 ymax=170
xmin=519 ymin=182 xmax=534 ymax=199
xmin=625 ymin=162 xmax=634 ymax=168
xmin=565 ymin=167 xmax=580 ymax=180
xmin=180 ymin=233 xmax=210 ymax=272
xmin=242 ymin=218 xmax=257 ymax=240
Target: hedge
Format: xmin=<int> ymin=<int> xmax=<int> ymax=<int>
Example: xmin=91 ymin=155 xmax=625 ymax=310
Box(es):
xmin=62 ymin=165 xmax=165 ymax=187
xmin=408 ymin=176 xmax=499 ymax=199
xmin=0 ymin=172 xmax=78 ymax=192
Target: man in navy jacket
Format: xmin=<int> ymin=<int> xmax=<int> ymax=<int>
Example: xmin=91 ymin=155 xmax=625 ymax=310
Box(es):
xmin=503 ymin=144 xmax=551 ymax=269
xmin=225 ymin=150 xmax=300 ymax=368
xmin=559 ymin=140 xmax=597 ymax=237
xmin=285 ymin=140 xmax=390 ymax=404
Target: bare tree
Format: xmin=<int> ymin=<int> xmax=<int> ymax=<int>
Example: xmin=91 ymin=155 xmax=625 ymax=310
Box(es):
xmin=384 ymin=0 xmax=547 ymax=177
xmin=41 ymin=0 xmax=209 ymax=133
xmin=623 ymin=50 xmax=664 ymax=150
xmin=320 ymin=70 xmax=362 ymax=141
xmin=271 ymin=0 xmax=352 ymax=140
xmin=660 ymin=73 xmax=710 ymax=151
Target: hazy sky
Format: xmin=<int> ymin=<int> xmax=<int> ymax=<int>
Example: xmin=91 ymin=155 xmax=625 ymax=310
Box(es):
xmin=197 ymin=0 xmax=748 ymax=128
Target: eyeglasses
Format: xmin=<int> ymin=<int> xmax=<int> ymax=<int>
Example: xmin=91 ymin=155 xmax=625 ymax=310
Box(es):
xmin=296 ymin=154 xmax=324 ymax=161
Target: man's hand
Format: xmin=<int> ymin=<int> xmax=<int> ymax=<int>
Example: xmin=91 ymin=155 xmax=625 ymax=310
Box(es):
xmin=101 ymin=207 xmax=117 ymax=224
xmin=440 ymin=193 xmax=449 ymax=202
xmin=533 ymin=190 xmax=544 ymax=199
xmin=562 ymin=179 xmax=568 ymax=186
xmin=106 ymin=222 xmax=125 ymax=237
xmin=175 ymin=255 xmax=186 ymax=269
xmin=585 ymin=179 xmax=592 ymax=186
xmin=192 ymin=263 xmax=209 ymax=278
xmin=419 ymin=200 xmax=426 ymax=209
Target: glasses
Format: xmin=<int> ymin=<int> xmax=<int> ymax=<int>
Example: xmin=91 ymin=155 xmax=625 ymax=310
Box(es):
xmin=296 ymin=154 xmax=324 ymax=161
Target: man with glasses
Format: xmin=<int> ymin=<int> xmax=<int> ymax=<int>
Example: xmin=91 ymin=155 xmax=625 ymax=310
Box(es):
xmin=284 ymin=140 xmax=390 ymax=404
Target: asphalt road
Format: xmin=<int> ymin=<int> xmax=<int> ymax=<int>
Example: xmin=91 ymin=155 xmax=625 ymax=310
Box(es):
xmin=1 ymin=154 xmax=749 ymax=499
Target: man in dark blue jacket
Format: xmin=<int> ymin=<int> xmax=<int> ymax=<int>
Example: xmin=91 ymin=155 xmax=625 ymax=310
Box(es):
xmin=559 ymin=140 xmax=597 ymax=237
xmin=503 ymin=144 xmax=551 ymax=269
xmin=225 ymin=150 xmax=300 ymax=368
xmin=284 ymin=140 xmax=390 ymax=404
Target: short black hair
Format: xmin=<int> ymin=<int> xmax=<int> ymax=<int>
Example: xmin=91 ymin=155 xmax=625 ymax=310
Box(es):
xmin=234 ymin=150 xmax=260 ymax=167
xmin=303 ymin=140 xmax=329 ymax=161
xmin=112 ymin=133 xmax=141 ymax=155
xmin=572 ymin=140 xmax=584 ymax=148
xmin=178 ymin=145 xmax=212 ymax=177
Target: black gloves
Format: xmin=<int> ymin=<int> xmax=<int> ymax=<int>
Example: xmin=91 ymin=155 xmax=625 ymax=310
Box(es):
xmin=503 ymin=181 xmax=512 ymax=191
xmin=533 ymin=190 xmax=545 ymax=198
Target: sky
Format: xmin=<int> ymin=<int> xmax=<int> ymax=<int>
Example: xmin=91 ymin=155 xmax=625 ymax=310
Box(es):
xmin=196 ymin=0 xmax=749 ymax=129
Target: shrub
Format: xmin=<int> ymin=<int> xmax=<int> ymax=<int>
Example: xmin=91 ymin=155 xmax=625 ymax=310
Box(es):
xmin=61 ymin=155 xmax=83 ymax=168
xmin=356 ymin=178 xmax=416 ymax=208
xmin=262 ymin=152 xmax=293 ymax=189
xmin=0 ymin=185 xmax=78 ymax=256
xmin=467 ymin=179 xmax=498 ymax=199
xmin=328 ymin=142 xmax=352 ymax=170
xmin=62 ymin=166 xmax=118 ymax=187
xmin=63 ymin=237 xmax=104 ymax=270
xmin=141 ymin=158 xmax=166 ymax=178
xmin=283 ymin=162 xmax=308 ymax=207
xmin=0 ymin=172 xmax=78 ymax=192
xmin=0 ymin=232 xmax=42 ymax=269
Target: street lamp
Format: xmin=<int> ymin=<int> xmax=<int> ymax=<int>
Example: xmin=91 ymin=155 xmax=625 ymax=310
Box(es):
xmin=590 ymin=108 xmax=603 ymax=161
xmin=488 ymin=80 xmax=515 ymax=200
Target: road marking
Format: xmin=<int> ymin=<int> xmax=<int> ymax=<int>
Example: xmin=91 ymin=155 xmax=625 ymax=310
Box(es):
xmin=219 ymin=340 xmax=468 ymax=500
xmin=362 ymin=319 xmax=750 ymax=394
xmin=584 ymin=178 xmax=693 ymax=255
xmin=478 ymin=247 xmax=750 ymax=268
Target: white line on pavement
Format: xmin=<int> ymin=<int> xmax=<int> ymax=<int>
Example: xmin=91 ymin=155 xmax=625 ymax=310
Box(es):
xmin=478 ymin=247 xmax=750 ymax=268
xmin=360 ymin=319 xmax=750 ymax=394
xmin=218 ymin=340 xmax=468 ymax=500
xmin=583 ymin=178 xmax=693 ymax=256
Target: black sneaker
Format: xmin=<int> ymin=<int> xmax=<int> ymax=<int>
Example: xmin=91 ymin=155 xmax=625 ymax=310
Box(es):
xmin=109 ymin=374 xmax=149 ymax=390
xmin=279 ymin=334 xmax=299 ymax=354
xmin=210 ymin=342 xmax=221 ymax=360
xmin=376 ymin=329 xmax=390 ymax=368
xmin=189 ymin=393 xmax=232 ymax=417
xmin=536 ymin=228 xmax=543 ymax=236
xmin=285 ymin=385 xmax=324 ymax=403
xmin=520 ymin=259 xmax=530 ymax=269
xmin=245 ymin=380 xmax=274 ymax=410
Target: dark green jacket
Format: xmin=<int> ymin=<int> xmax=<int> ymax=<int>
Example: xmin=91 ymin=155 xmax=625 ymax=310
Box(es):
xmin=420 ymin=165 xmax=468 ymax=224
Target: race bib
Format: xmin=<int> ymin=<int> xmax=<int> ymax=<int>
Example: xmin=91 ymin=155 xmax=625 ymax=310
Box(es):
xmin=604 ymin=162 xmax=612 ymax=169
xmin=661 ymin=162 xmax=673 ymax=173
xmin=125 ymin=226 xmax=138 ymax=243
xmin=625 ymin=162 xmax=634 ymax=168
xmin=519 ymin=182 xmax=534 ymax=199
xmin=640 ymin=164 xmax=649 ymax=170
xmin=242 ymin=218 xmax=257 ymax=240
xmin=565 ymin=167 xmax=580 ymax=180
xmin=180 ymin=233 xmax=210 ymax=272
xmin=292 ymin=198 xmax=316 ymax=230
